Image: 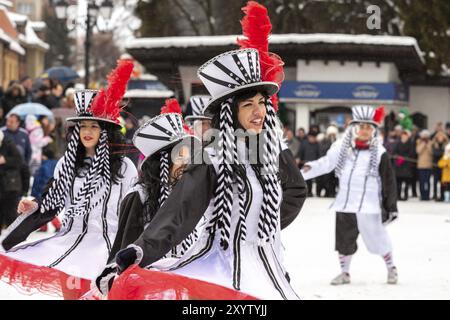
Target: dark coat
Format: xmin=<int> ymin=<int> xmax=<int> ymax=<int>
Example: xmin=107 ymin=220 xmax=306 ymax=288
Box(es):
xmin=0 ymin=137 xmax=23 ymax=194
xmin=393 ymin=140 xmax=415 ymax=178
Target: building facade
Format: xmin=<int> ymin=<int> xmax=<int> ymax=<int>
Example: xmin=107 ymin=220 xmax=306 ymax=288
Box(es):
xmin=126 ymin=33 xmax=450 ymax=131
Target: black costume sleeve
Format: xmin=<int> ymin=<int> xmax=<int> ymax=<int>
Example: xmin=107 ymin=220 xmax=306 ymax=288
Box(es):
xmin=1 ymin=178 xmax=58 ymax=251
xmin=279 ymin=149 xmax=308 ymax=229
xmin=379 ymin=152 xmax=398 ymax=214
xmin=107 ymin=191 xmax=145 ymax=263
xmin=133 ymin=163 xmax=217 ymax=267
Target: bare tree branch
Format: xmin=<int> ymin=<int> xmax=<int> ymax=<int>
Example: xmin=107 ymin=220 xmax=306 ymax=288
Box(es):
xmin=172 ymin=0 xmax=202 ymax=36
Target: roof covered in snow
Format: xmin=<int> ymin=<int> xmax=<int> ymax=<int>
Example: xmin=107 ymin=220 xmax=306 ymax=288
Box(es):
xmin=127 ymin=33 xmax=426 ymax=85
xmin=127 ymin=33 xmax=423 ymax=60
xmin=124 ymin=89 xmax=174 ymax=99
xmin=5 ymin=10 xmax=48 ymax=51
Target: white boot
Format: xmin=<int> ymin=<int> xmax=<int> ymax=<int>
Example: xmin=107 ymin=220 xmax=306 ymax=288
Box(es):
xmin=330 ymin=273 xmax=351 ymax=285
xmin=387 ymin=267 xmax=398 ymax=284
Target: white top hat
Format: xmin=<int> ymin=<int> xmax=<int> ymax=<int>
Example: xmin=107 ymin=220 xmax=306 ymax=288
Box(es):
xmin=198 ymin=48 xmax=279 ymax=111
xmin=133 ymin=113 xmax=200 ymax=166
xmin=349 ymin=105 xmax=382 ymax=127
xmin=185 ymin=95 xmax=212 ymax=123
xmin=66 ymin=90 xmax=120 ymax=126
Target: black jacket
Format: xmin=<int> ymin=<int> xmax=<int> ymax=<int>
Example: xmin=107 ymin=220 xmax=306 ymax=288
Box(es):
xmin=393 ymin=140 xmax=415 ymax=178
xmin=0 ymin=137 xmax=23 ymax=194
xmin=127 ymin=149 xmax=307 ymax=268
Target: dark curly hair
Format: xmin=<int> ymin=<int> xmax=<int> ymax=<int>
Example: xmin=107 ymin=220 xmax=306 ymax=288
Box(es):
xmin=138 ymin=143 xmax=189 ymax=222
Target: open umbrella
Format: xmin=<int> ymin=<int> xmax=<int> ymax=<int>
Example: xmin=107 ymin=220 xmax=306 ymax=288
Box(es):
xmin=41 ymin=66 xmax=79 ymax=82
xmin=7 ymin=102 xmax=54 ymax=120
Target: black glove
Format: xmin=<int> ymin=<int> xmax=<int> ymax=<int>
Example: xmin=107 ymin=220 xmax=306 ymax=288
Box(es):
xmin=115 ymin=244 xmax=143 ymax=274
xmin=383 ymin=211 xmax=398 ymax=226
xmin=95 ymin=263 xmax=118 ymax=296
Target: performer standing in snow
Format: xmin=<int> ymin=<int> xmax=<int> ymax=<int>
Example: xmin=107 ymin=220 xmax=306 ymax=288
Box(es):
xmin=0 ymin=60 xmax=137 ymax=297
xmin=185 ymin=95 xmax=213 ymax=143
xmin=98 ymin=2 xmax=307 ymax=300
xmin=301 ymin=105 xmax=399 ymax=285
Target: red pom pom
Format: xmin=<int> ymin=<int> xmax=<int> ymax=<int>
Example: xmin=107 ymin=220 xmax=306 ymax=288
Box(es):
xmin=160 ymin=99 xmax=193 ymax=135
xmin=237 ymin=1 xmax=284 ymax=112
xmin=90 ymin=59 xmax=134 ymax=124
xmin=373 ymin=105 xmax=386 ymax=124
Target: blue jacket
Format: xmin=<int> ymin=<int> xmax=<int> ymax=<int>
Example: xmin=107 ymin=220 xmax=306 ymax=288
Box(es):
xmin=1 ymin=127 xmax=32 ymax=164
xmin=31 ymin=159 xmax=58 ymax=201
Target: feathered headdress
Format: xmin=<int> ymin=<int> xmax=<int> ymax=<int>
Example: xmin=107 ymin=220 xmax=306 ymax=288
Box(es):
xmin=88 ymin=59 xmax=134 ymax=125
xmin=237 ymin=1 xmax=284 ymax=112
xmin=373 ymin=105 xmax=386 ymax=125
xmin=160 ymin=98 xmax=193 ymax=135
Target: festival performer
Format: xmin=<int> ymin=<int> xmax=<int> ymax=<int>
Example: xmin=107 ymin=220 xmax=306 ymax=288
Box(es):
xmin=0 ymin=60 xmax=137 ymax=298
xmin=301 ymin=105 xmax=399 ymax=285
xmin=185 ymin=95 xmax=213 ymax=143
xmin=98 ymin=2 xmax=307 ymax=300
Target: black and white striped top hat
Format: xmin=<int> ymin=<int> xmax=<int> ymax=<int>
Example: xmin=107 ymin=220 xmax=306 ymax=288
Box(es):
xmin=66 ymin=89 xmax=121 ymax=126
xmin=133 ymin=113 xmax=200 ymax=167
xmin=198 ymin=48 xmax=279 ymax=111
xmin=185 ymin=95 xmax=212 ymax=123
xmin=349 ymin=105 xmax=380 ymax=127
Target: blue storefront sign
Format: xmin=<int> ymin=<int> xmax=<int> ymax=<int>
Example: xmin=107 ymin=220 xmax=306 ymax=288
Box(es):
xmin=279 ymin=81 xmax=409 ymax=103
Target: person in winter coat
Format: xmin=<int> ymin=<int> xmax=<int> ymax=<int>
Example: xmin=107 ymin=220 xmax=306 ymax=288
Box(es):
xmin=416 ymin=130 xmax=433 ymax=200
xmin=0 ymin=83 xmax=26 ymax=116
xmin=25 ymin=114 xmax=52 ymax=176
xmin=393 ymin=130 xmax=415 ymax=200
xmin=437 ymin=144 xmax=450 ymax=203
xmin=300 ymin=132 xmax=320 ymax=196
xmin=1 ymin=113 xmax=32 ymax=196
xmin=302 ymin=105 xmax=399 ymax=286
xmin=431 ymin=131 xmax=449 ymax=201
xmin=0 ymin=131 xmax=23 ymax=230
xmin=30 ymin=146 xmax=62 ymax=232
xmin=316 ymin=125 xmax=339 ymax=197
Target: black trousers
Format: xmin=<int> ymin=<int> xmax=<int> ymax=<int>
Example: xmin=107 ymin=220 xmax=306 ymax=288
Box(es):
xmin=0 ymin=192 xmax=20 ymax=229
xmin=335 ymin=212 xmax=359 ymax=255
xmin=396 ymin=177 xmax=411 ymax=200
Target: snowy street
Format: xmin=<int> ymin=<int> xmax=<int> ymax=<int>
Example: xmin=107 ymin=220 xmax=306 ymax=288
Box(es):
xmin=0 ymin=197 xmax=449 ymax=300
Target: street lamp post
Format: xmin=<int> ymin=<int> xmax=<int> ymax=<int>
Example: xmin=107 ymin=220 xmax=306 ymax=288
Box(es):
xmin=54 ymin=0 xmax=113 ymax=89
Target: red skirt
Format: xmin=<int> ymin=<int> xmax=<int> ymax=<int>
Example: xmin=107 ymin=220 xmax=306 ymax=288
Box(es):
xmin=0 ymin=254 xmax=90 ymax=299
xmin=108 ymin=265 xmax=258 ymax=300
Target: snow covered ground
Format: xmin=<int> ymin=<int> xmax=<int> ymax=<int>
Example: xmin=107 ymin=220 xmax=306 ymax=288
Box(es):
xmin=0 ymin=197 xmax=449 ymax=300
xmin=283 ymin=197 xmax=450 ymax=300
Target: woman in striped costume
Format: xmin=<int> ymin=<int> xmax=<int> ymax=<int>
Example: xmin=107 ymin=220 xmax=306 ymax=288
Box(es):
xmin=0 ymin=61 xmax=137 ymax=298
xmin=98 ymin=27 xmax=308 ymax=299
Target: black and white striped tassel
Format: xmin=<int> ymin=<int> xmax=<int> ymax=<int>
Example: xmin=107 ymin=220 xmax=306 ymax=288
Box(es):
xmin=159 ymin=151 xmax=171 ymax=207
xmin=257 ymin=99 xmax=282 ymax=245
xmin=207 ymin=99 xmax=234 ymax=250
xmin=41 ymin=123 xmax=81 ymax=214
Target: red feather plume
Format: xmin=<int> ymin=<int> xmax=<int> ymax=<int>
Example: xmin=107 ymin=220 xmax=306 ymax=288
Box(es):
xmin=89 ymin=59 xmax=134 ymax=124
xmin=373 ymin=105 xmax=386 ymax=124
xmin=237 ymin=1 xmax=284 ymax=112
xmin=160 ymin=98 xmax=193 ymax=135
xmin=160 ymin=98 xmax=182 ymax=115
